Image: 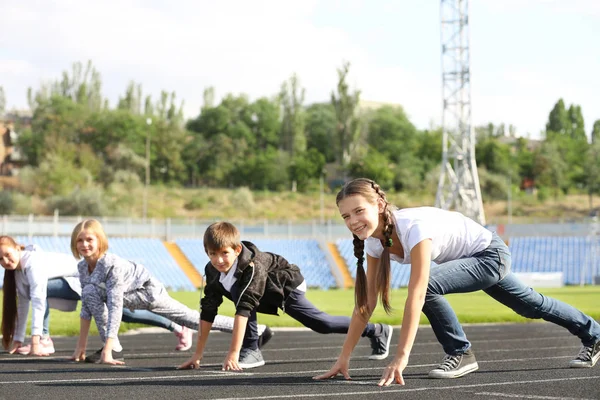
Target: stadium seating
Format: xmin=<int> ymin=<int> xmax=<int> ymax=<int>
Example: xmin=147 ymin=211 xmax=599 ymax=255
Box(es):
xmin=0 ymin=236 xmax=195 ymax=291
xmin=509 ymin=236 xmax=600 ymax=285
xmin=3 ymin=235 xmax=598 ymax=290
xmin=336 ymin=239 xmax=412 ymax=288
xmin=337 ymin=236 xmax=600 ymax=287
xmin=176 ymin=238 xmax=337 ymax=289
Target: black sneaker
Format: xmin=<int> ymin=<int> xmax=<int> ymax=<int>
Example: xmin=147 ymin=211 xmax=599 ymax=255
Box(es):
xmin=258 ymin=326 xmax=273 ymax=349
xmin=238 ymin=347 xmax=265 ymax=369
xmin=84 ymin=347 xmax=125 ymax=364
xmin=428 ymin=349 xmax=479 ymax=378
xmin=368 ymin=323 xmax=393 ymax=360
xmin=569 ymin=340 xmax=600 ymax=368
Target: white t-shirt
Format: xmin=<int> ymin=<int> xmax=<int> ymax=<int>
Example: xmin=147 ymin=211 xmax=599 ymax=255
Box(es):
xmin=14 ymin=245 xmax=81 ymax=342
xmin=365 ymin=207 xmax=492 ymax=264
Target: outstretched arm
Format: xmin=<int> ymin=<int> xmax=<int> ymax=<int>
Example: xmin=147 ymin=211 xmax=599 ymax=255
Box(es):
xmin=314 ymin=254 xmax=380 ymax=380
xmin=71 ymin=318 xmax=91 ymax=361
xmin=378 ymin=239 xmax=431 ymax=387
xmin=222 ymin=314 xmax=248 ymax=371
xmin=178 ymin=319 xmax=213 ymax=369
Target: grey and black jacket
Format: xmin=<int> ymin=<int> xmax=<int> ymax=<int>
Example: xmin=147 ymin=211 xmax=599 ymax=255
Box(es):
xmin=200 ymin=241 xmax=305 ymax=323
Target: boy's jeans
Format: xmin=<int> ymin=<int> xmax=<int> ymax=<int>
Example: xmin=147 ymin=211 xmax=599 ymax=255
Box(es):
xmin=422 ymin=233 xmax=600 ymax=355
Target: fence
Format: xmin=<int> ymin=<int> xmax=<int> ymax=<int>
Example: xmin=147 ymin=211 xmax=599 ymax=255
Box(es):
xmin=1 ymin=214 xmax=599 ymax=241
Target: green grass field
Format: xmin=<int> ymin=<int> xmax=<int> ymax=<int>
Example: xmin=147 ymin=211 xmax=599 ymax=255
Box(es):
xmin=3 ymin=286 xmax=600 ymax=338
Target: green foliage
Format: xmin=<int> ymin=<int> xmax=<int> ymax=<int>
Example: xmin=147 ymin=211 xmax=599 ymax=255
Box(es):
xmin=230 ymin=148 xmax=290 ymax=190
xmin=331 ymin=61 xmax=361 ymax=167
xmin=288 ymin=148 xmax=326 ymax=192
xmin=478 ymin=168 xmax=509 ymax=202
xmin=279 ymin=74 xmax=306 ymax=155
xmin=347 ymin=147 xmax=395 ymax=188
xmin=592 ymin=120 xmax=600 ymax=144
xmin=476 ymin=137 xmax=515 ymax=177
xmin=0 ymin=191 xmax=14 ymax=214
xmin=533 ymin=141 xmax=567 ymax=198
xmin=366 ymin=105 xmax=419 ymax=161
xmin=18 ymin=154 xmax=93 ymax=197
xmin=305 ymin=103 xmax=337 ymax=163
xmin=537 ymin=186 xmax=551 ymax=203
xmin=8 ymin=59 xmax=600 ymax=212
xmin=47 ymin=188 xmax=107 ymax=216
xmin=184 ymin=197 xmax=207 ymax=211
xmin=230 ymin=187 xmax=255 ymax=211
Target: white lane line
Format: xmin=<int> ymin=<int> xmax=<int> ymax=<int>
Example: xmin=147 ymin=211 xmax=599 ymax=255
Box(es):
xmin=2 ymin=354 xmax=598 ymax=385
xmin=474 ymin=392 xmax=596 ymax=400
xmin=207 ymin=376 xmax=600 ymax=400
xmin=0 ymin=353 xmax=581 ymax=383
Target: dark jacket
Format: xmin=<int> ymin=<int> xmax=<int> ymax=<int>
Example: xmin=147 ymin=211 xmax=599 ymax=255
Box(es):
xmin=200 ymin=241 xmax=305 ymax=322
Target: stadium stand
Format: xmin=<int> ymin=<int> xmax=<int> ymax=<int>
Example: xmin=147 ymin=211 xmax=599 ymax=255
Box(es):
xmin=337 ymin=236 xmax=600 ymax=287
xmin=175 ymin=238 xmax=337 ymax=289
xmin=509 ymin=236 xmax=600 ymax=285
xmin=336 ymin=238 xmax=412 ymax=288
xmin=3 ymin=235 xmax=598 ymax=290
xmin=0 ymin=236 xmax=195 ymax=291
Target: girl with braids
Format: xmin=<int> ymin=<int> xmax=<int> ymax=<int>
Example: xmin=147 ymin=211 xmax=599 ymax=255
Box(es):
xmin=315 ymin=178 xmax=600 ymax=387
xmin=178 ymin=221 xmax=393 ymax=371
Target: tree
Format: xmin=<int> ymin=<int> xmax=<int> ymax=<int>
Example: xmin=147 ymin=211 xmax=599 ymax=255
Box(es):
xmin=592 ymin=120 xmax=600 ymax=144
xmin=567 ymin=104 xmax=586 ymax=141
xmin=305 ymin=103 xmax=337 ymax=163
xmin=475 ymin=137 xmax=515 ymax=178
xmin=584 ymin=140 xmax=600 ymax=209
xmin=248 ymin=97 xmax=281 ymax=150
xmin=347 ymin=147 xmax=395 ymax=189
xmin=331 ymin=61 xmax=361 ymax=169
xmin=546 ymin=98 xmax=570 ymax=138
xmin=117 ymin=81 xmax=143 ymax=114
xmin=532 ymin=141 xmax=568 ymax=198
xmin=279 ymin=73 xmax=306 ymax=156
xmin=366 ymin=105 xmax=418 ymax=163
xmin=288 ymin=148 xmax=326 ymax=192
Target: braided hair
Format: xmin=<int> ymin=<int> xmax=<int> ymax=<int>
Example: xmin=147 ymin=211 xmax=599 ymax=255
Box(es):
xmin=336 ymin=178 xmax=395 ymax=315
xmin=0 ymin=236 xmax=24 ymax=349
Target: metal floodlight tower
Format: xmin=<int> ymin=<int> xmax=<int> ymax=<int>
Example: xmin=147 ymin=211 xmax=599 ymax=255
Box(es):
xmin=436 ymin=0 xmax=485 ymax=225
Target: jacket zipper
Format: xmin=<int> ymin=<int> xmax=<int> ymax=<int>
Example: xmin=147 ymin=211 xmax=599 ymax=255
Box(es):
xmin=235 ymin=264 xmax=254 ymax=308
xmin=199 ymin=274 xmax=206 ymax=312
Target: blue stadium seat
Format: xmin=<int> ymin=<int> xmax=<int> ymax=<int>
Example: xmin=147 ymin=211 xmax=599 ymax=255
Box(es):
xmin=175 ymin=238 xmax=336 ymax=289
xmin=509 ymin=236 xmax=598 ymax=285
xmin=0 ymin=236 xmax=195 ymax=291
xmin=336 ymin=239 xmax=412 ymax=288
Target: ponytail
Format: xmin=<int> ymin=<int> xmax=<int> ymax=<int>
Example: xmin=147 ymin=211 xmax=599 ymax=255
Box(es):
xmin=352 ymin=235 xmax=369 ymax=315
xmin=1 ymin=270 xmax=17 ymax=349
xmin=378 ymin=207 xmax=394 ymax=314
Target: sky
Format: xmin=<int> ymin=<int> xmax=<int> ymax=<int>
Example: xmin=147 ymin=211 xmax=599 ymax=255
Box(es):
xmin=1 ymin=0 xmax=599 ymax=139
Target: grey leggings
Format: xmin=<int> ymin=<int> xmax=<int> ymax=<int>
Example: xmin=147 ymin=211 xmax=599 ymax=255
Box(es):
xmin=81 ymin=278 xmax=237 ymax=342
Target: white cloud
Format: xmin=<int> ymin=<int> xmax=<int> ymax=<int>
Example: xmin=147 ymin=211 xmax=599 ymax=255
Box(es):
xmin=1 ymin=0 xmax=598 ymax=138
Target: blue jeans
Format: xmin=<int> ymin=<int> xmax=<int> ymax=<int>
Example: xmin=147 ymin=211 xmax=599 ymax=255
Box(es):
xmin=43 ymin=278 xmax=176 ymax=336
xmin=422 ymin=233 xmax=600 ymax=355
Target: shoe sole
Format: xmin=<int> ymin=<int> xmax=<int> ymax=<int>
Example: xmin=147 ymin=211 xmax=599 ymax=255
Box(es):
xmin=239 ymin=360 xmax=265 ymax=369
xmin=368 ymin=325 xmax=393 ymax=360
xmin=258 ymin=328 xmax=273 ymax=349
xmin=569 ymin=351 xmax=600 ymax=368
xmin=428 ymin=362 xmax=479 ymax=379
